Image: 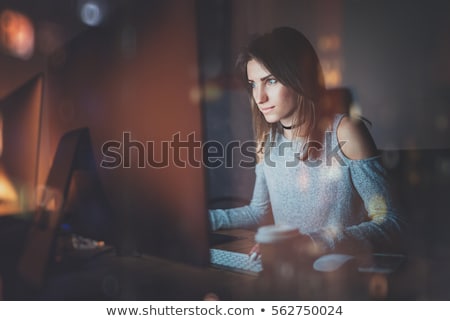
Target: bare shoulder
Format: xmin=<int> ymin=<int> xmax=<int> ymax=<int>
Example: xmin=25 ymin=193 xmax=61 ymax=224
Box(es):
xmin=336 ymin=115 xmax=378 ymax=160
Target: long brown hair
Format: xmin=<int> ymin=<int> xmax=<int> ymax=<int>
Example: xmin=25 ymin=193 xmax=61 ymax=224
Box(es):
xmin=236 ymin=27 xmax=327 ymax=158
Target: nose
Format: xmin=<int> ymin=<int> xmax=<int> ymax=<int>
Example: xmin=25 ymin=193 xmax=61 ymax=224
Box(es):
xmin=254 ymin=86 xmax=268 ymax=104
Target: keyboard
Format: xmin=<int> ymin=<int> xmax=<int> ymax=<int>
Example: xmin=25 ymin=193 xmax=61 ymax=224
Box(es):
xmin=210 ymin=248 xmax=263 ymax=275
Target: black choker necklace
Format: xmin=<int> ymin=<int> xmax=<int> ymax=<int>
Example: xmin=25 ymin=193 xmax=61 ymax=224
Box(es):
xmin=281 ymin=123 xmax=293 ymax=130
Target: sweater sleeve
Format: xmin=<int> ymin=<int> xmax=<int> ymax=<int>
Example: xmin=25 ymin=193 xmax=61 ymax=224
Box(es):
xmin=309 ymin=156 xmax=406 ymax=252
xmin=209 ymin=163 xmax=271 ymax=231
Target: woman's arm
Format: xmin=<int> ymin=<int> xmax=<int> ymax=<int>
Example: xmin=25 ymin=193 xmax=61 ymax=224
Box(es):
xmin=209 ymin=162 xmax=272 ymax=231
xmin=309 ymin=116 xmax=405 ymax=253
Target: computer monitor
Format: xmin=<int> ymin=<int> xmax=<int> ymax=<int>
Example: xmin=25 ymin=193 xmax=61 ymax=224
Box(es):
xmin=43 ymin=4 xmax=211 ymax=268
xmin=0 ymin=73 xmax=43 ymax=217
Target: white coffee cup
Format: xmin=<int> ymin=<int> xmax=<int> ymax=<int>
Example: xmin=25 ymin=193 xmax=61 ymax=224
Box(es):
xmin=255 ymin=225 xmax=301 ymax=273
xmin=255 ymin=225 xmax=301 ymax=244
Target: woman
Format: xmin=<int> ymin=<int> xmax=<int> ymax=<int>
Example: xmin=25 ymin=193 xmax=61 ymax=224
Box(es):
xmin=209 ymin=27 xmax=404 ymax=254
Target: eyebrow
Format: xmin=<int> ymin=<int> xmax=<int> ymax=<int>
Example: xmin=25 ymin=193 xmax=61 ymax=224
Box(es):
xmin=248 ymin=74 xmax=273 ymax=82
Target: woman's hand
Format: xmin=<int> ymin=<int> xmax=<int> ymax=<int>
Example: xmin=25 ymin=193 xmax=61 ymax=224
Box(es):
xmin=248 ymin=243 xmax=260 ymax=261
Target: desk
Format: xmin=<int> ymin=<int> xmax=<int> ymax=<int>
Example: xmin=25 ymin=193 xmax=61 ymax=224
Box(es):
xmin=210 ymin=229 xmax=415 ymax=300
xmin=0 ymin=218 xmax=258 ymax=300
xmin=31 ymin=229 xmax=260 ymax=300
xmin=3 ymin=226 xmax=443 ymax=300
xmin=211 ymin=229 xmax=256 ymax=253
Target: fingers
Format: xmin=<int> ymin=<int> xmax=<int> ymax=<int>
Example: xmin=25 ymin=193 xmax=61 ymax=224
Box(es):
xmin=248 ymin=243 xmax=261 ymax=261
xmin=249 ymin=252 xmax=258 ymax=261
xmin=249 ymin=243 xmax=259 ymax=255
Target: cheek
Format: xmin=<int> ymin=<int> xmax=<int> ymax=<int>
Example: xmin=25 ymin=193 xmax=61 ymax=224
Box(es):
xmin=279 ymin=89 xmax=297 ymax=107
xmin=269 ymin=87 xmax=286 ymax=101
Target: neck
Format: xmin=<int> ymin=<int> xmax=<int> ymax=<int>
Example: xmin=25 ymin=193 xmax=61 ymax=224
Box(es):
xmin=280 ymin=122 xmax=294 ymax=140
xmin=280 ymin=122 xmax=294 ymax=130
xmin=280 ymin=122 xmax=310 ymax=141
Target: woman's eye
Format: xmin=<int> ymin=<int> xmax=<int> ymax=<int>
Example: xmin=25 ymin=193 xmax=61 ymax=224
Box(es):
xmin=249 ymin=82 xmax=256 ymax=89
xmin=267 ymin=78 xmax=277 ymax=85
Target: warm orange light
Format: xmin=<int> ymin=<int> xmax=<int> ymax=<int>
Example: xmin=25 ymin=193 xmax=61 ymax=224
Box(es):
xmin=0 ymin=112 xmax=18 ymax=215
xmin=324 ymin=69 xmax=342 ymax=87
xmin=318 ymin=34 xmax=342 ymax=87
xmin=0 ymin=164 xmax=20 ymax=216
xmin=369 ymin=273 xmax=388 ymax=299
xmin=0 ymin=9 xmax=35 ymax=60
xmin=0 ymin=113 xmax=3 ymax=157
xmin=318 ymin=35 xmax=341 ymax=52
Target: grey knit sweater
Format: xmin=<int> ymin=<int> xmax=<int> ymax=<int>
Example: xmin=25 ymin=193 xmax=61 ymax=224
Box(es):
xmin=209 ymin=114 xmax=404 ymax=251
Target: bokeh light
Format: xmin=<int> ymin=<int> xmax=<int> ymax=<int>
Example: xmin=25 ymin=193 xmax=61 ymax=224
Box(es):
xmin=321 ymin=59 xmax=342 ymax=87
xmin=0 ymin=9 xmax=35 ymax=60
xmin=368 ymin=273 xmax=388 ymax=299
xmin=79 ymin=0 xmax=108 ymax=27
xmin=203 ymin=292 xmax=219 ymax=300
xmin=368 ymin=195 xmax=388 ymax=222
xmin=189 ymin=87 xmax=201 ymax=104
xmin=320 ymin=225 xmax=341 ymax=244
xmin=349 ymin=103 xmax=362 ymax=119
xmin=203 ymin=83 xmax=223 ymax=102
xmin=318 ymin=34 xmax=341 ymax=52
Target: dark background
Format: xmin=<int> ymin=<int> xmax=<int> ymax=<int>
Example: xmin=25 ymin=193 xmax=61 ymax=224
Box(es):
xmin=1 ymin=0 xmax=449 ymax=203
xmin=0 ymin=0 xmax=449 ymax=299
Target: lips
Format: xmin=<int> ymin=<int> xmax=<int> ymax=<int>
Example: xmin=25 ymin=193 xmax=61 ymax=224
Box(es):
xmin=259 ymin=106 xmax=275 ymax=114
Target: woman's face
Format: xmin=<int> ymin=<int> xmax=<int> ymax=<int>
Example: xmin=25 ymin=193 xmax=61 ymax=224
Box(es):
xmin=247 ymin=59 xmax=298 ymax=126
